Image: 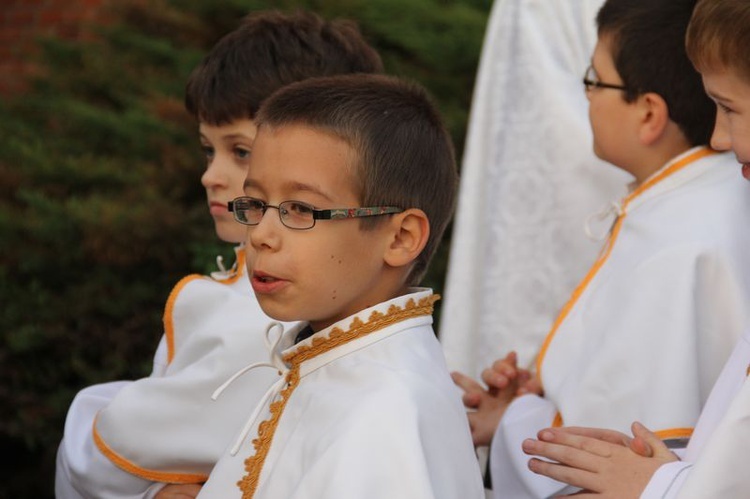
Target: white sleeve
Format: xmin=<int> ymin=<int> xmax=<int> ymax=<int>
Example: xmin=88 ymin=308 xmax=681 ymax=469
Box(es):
xmin=151 ymin=334 xmax=168 ymax=377
xmin=639 ymin=461 xmax=692 ymax=499
xmin=55 ymin=381 xmax=166 ymax=499
xmin=490 ymin=394 xmax=577 ymax=498
xmin=675 ymin=376 xmax=750 ymax=498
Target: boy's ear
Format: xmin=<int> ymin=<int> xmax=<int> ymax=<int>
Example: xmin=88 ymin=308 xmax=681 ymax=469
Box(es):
xmin=383 ymin=208 xmax=430 ymax=269
xmin=637 ymin=92 xmax=670 ymax=145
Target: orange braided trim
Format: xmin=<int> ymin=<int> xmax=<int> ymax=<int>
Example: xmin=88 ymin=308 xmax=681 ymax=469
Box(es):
xmin=92 ymin=415 xmax=208 ymax=483
xmin=551 ymin=412 xmax=564 ymax=428
xmin=237 ymin=367 xmax=300 ymax=498
xmin=283 ymin=294 xmax=439 ymax=366
xmin=236 ymin=293 xmax=439 ymax=498
xmin=162 ymin=274 xmax=203 ymax=366
xmin=654 ymin=427 xmax=693 ymax=440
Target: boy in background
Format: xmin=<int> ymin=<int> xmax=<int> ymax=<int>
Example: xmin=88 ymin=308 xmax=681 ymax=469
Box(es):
xmin=196 ymin=73 xmax=484 ymax=498
xmin=55 ymin=10 xmax=382 ymax=498
xmin=452 ymin=0 xmax=750 ymax=497
xmin=523 ymin=1 xmax=750 ymax=497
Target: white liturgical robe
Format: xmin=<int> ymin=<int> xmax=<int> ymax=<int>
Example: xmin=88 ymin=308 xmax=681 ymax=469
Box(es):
xmin=198 ymin=289 xmax=485 ymax=499
xmin=56 ymin=248 xmax=283 ymax=498
xmin=641 ymin=327 xmax=750 ymax=498
xmin=490 ymin=148 xmax=750 ymax=498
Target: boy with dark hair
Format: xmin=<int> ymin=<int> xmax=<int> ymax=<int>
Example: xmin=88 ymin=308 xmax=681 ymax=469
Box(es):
xmin=451 ymin=0 xmax=750 ymax=497
xmin=196 ymin=73 xmax=484 ymax=498
xmin=55 ymin=10 xmax=383 ymax=499
xmin=522 ymin=1 xmax=750 ymax=497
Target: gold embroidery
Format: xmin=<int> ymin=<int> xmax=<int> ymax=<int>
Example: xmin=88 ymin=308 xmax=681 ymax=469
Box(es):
xmin=236 ymin=367 xmax=300 ymax=498
xmin=283 ymin=294 xmax=439 ymax=366
xmin=236 ymin=293 xmax=438 ymax=498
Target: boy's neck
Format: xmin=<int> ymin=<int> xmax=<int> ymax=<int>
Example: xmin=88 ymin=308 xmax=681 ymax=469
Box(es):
xmin=628 ymin=128 xmax=694 ymax=186
xmin=307 ymin=280 xmax=413 ymax=333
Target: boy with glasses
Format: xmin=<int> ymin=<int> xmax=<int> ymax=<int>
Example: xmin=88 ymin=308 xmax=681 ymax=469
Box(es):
xmin=521 ymin=1 xmax=750 ymax=497
xmin=55 ymin=10 xmax=383 ymax=499
xmin=196 ymin=73 xmax=484 ymax=498
xmin=452 ymin=0 xmax=750 ymax=497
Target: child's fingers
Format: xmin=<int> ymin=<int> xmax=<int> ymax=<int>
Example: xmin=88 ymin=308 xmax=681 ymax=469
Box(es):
xmin=517 ymin=372 xmax=543 ymax=396
xmin=550 ymin=426 xmax=631 ymax=447
xmin=481 ymin=366 xmax=511 ymax=389
xmin=535 ymin=429 xmax=620 ymax=459
xmin=526 ymin=456 xmax=599 ymax=492
xmin=523 ymin=435 xmax=603 ymax=473
xmin=462 ymin=391 xmax=482 ymax=409
xmin=631 ymin=421 xmax=674 ymax=460
xmin=450 ymin=371 xmax=483 ymax=394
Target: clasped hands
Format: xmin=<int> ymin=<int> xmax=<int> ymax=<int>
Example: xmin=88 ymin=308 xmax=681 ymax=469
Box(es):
xmin=452 ymin=352 xmax=679 ymax=497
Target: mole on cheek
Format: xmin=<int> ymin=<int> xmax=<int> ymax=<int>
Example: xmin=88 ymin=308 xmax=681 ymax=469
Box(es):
xmin=331 ymin=289 xmax=337 ymax=301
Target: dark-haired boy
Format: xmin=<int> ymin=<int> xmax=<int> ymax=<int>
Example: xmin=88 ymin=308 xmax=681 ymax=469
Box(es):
xmin=55 ymin=10 xmax=383 ymax=499
xmin=521 ymin=1 xmax=750 ymax=497
xmin=196 ymin=73 xmax=484 ymax=498
xmin=452 ymin=0 xmax=750 ymax=497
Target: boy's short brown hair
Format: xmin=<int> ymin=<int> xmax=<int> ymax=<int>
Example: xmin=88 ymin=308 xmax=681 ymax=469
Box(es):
xmin=255 ymin=73 xmax=458 ymax=285
xmin=686 ymin=0 xmax=750 ymax=82
xmin=184 ymin=10 xmax=383 ymax=125
xmin=596 ymin=0 xmax=714 ymax=146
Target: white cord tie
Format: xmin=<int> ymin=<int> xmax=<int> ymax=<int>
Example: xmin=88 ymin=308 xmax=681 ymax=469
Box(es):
xmin=211 ymin=322 xmax=289 ymax=455
xmin=584 ymin=201 xmax=622 ymax=241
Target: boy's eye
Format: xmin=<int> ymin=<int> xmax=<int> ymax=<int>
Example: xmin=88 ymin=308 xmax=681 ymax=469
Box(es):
xmin=201 ymin=145 xmax=215 ymax=160
xmin=284 ymin=201 xmax=314 ymax=216
xmin=718 ymin=103 xmax=733 ymax=114
xmin=234 ymin=147 xmax=251 ymax=160
xmin=240 ymin=197 xmax=264 ymax=210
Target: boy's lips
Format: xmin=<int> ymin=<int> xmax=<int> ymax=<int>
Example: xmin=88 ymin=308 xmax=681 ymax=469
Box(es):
xmin=209 ymin=201 xmax=228 ymax=216
xmin=251 ymin=270 xmax=288 ymax=294
xmin=742 ymin=163 xmax=750 ymax=182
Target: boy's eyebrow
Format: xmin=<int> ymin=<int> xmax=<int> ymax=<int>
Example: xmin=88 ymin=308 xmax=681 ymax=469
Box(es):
xmin=221 ymin=133 xmax=254 ymax=141
xmin=199 ymin=132 xmax=254 ymax=142
xmin=242 ymin=179 xmax=336 ymax=203
xmin=706 ymin=89 xmax=734 ymax=104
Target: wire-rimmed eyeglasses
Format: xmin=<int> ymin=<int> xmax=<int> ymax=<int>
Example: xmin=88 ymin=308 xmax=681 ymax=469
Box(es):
xmin=228 ymin=196 xmax=404 ymax=230
xmin=583 ymin=65 xmax=628 ymax=92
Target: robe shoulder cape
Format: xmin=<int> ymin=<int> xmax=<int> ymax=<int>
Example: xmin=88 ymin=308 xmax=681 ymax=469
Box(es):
xmin=56 ymin=248 xmax=284 ymax=498
xmin=198 ymin=289 xmax=485 ymax=499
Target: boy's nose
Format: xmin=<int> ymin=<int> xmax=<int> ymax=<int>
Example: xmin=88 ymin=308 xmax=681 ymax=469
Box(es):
xmin=710 ymin=110 xmax=731 ymax=152
xmin=247 ymin=207 xmax=282 ymax=250
xmin=201 ymin=156 xmax=230 ymax=188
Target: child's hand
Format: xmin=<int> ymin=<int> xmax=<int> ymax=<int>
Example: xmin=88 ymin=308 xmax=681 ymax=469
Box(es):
xmin=521 ymin=422 xmax=678 ymax=497
xmin=478 ymin=351 xmax=542 ymax=398
xmin=154 ymin=483 xmax=203 ymax=499
xmin=451 ymin=351 xmax=523 ymax=447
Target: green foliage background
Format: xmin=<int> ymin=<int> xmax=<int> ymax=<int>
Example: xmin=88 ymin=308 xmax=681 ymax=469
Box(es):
xmin=0 ymin=0 xmax=490 ymax=496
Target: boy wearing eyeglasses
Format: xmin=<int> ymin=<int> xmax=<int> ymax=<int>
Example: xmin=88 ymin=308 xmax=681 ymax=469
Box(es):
xmin=451 ymin=0 xmax=750 ymax=497
xmin=55 ymin=11 xmax=383 ymax=499
xmin=195 ymin=73 xmax=484 ymax=499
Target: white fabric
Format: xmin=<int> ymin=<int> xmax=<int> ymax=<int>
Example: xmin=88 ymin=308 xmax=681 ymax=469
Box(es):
xmin=490 ymin=395 xmax=577 ymax=499
xmin=641 ymin=328 xmax=750 ymax=498
xmin=440 ymin=0 xmax=626 ymax=375
xmin=198 ymin=289 xmax=485 ymax=499
xmin=56 ymin=248 xmax=284 ymax=498
xmin=490 ymin=149 xmax=750 ymax=498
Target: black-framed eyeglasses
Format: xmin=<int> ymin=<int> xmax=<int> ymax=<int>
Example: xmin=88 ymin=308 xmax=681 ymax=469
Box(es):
xmin=583 ymin=65 xmax=628 ymax=92
xmin=228 ymin=196 xmax=404 ymax=230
